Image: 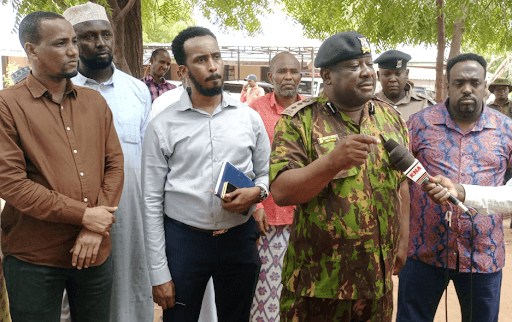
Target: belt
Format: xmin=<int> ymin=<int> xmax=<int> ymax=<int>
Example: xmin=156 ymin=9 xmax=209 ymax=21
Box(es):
xmin=170 ymin=217 xmax=229 ymax=237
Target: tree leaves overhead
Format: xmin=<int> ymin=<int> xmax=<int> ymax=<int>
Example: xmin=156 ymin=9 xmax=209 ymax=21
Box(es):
xmin=4 ymin=0 xmax=271 ymax=39
xmin=193 ymin=0 xmax=272 ymax=36
xmin=141 ymin=0 xmax=194 ymax=43
xmin=280 ymin=0 xmax=512 ymax=55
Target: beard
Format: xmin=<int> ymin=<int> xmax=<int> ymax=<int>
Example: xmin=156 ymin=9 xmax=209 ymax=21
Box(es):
xmin=61 ymin=70 xmax=79 ymax=79
xmin=188 ymin=69 xmax=223 ymax=97
xmin=277 ymin=84 xmax=299 ymax=98
xmin=79 ymin=53 xmax=114 ymax=71
xmin=457 ymin=95 xmax=478 ymax=113
xmin=50 ymin=67 xmax=78 ymax=81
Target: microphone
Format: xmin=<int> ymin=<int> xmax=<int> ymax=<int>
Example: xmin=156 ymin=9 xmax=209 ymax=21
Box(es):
xmin=382 ymin=136 xmax=470 ymax=213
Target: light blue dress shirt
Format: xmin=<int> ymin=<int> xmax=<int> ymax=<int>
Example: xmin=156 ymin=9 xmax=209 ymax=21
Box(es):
xmin=72 ymin=64 xmax=154 ymax=322
xmin=142 ymin=90 xmax=270 ymax=285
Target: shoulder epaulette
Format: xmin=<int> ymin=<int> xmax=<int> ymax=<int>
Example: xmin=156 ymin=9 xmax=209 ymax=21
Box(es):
xmin=281 ymin=97 xmax=316 ymax=117
xmin=418 ymin=93 xmax=437 ymax=106
xmin=371 ymin=95 xmax=402 ymax=115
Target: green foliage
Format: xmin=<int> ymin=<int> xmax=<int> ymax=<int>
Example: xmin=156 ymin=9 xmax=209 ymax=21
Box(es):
xmin=280 ymin=0 xmax=512 ymax=56
xmin=3 ymin=61 xmax=19 ymax=88
xmin=141 ymin=0 xmax=194 ymax=43
xmin=3 ymin=0 xmax=110 ymax=32
xmin=193 ymin=0 xmax=273 ymax=36
xmin=3 ymin=0 xmax=272 ymax=40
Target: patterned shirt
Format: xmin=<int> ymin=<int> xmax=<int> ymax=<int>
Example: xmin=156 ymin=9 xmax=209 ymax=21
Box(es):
xmin=241 ymin=85 xmax=265 ymax=105
xmin=141 ymin=75 xmax=176 ymax=102
xmin=249 ymin=92 xmax=305 ymax=225
xmin=407 ymin=100 xmax=512 ymax=273
xmin=487 ymin=100 xmax=511 ymax=118
xmin=270 ymin=96 xmax=409 ymax=300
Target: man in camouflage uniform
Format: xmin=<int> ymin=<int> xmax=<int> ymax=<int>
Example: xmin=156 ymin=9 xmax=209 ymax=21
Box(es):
xmin=269 ymin=31 xmax=410 ymax=322
xmin=374 ymin=50 xmax=435 ymax=121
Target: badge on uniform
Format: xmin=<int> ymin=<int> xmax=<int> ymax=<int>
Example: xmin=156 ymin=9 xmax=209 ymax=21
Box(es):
xmin=358 ymin=37 xmax=371 ymax=54
xmin=318 ymin=134 xmax=339 ymax=144
xmin=396 ymin=59 xmax=403 ymax=69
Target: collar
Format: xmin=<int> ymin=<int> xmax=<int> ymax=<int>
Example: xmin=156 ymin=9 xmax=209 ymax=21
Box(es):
xmin=489 ymin=100 xmax=510 ymax=107
xmin=145 ymin=74 xmax=168 ymax=85
xmin=269 ymin=92 xmax=285 ymax=114
xmin=74 ymin=63 xmax=116 ymax=87
xmin=432 ymin=99 xmax=497 ymax=131
xmin=270 ymin=92 xmax=305 ymax=112
xmin=375 ymin=90 xmax=412 ymax=105
xmin=26 ymin=72 xmax=77 ymax=99
xmin=174 ymin=90 xmax=236 ymax=113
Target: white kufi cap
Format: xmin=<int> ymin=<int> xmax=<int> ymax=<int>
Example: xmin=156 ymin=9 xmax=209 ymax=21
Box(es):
xmin=63 ymin=2 xmax=110 ymax=26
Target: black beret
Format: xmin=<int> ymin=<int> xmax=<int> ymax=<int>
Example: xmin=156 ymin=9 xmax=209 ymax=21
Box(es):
xmin=314 ymin=31 xmax=372 ymax=68
xmin=374 ymin=50 xmax=412 ymax=70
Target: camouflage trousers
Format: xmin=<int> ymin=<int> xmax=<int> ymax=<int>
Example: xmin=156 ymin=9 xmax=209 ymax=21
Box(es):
xmin=280 ymin=287 xmax=393 ymax=322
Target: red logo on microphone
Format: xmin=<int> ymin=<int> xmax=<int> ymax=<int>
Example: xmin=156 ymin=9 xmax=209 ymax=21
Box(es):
xmin=410 ymin=165 xmax=422 ymax=177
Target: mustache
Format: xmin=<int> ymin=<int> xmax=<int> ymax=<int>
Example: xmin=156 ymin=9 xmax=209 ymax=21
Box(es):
xmin=357 ymin=78 xmax=374 ymax=87
xmin=458 ymin=94 xmax=476 ymax=103
xmin=94 ymin=50 xmax=111 ymax=58
xmin=205 ymin=73 xmax=222 ymax=82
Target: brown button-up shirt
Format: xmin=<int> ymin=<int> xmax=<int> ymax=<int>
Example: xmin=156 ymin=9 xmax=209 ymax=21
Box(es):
xmin=487 ymin=100 xmax=511 ymax=118
xmin=375 ymin=89 xmax=435 ymax=122
xmin=0 ymin=73 xmax=124 ymax=268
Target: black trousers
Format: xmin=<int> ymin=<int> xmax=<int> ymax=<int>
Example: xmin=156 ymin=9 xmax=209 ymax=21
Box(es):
xmin=3 ymin=255 xmax=112 ymax=322
xmin=163 ymin=216 xmax=261 ymax=322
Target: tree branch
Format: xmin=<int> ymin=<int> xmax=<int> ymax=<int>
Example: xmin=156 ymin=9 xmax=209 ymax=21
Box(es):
xmin=105 ymin=0 xmax=121 ymax=15
xmin=115 ymin=0 xmax=136 ymax=20
xmin=435 ymin=0 xmax=446 ymax=103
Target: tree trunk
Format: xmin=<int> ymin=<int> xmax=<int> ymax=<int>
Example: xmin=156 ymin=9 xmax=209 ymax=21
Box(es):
xmin=435 ymin=0 xmax=446 ymax=103
xmin=448 ymin=19 xmax=465 ymax=60
xmin=119 ymin=0 xmax=143 ymax=78
xmin=104 ymin=0 xmax=137 ymax=75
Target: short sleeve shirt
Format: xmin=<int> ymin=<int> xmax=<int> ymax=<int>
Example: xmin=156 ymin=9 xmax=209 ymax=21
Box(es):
xmin=270 ymin=97 xmax=409 ymax=300
xmin=407 ymin=101 xmax=512 ymax=273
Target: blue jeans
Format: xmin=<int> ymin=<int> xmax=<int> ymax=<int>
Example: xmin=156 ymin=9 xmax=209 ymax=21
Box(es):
xmin=396 ymin=258 xmax=502 ymax=322
xmin=163 ymin=216 xmax=261 ymax=322
xmin=3 ymin=255 xmax=112 ymax=322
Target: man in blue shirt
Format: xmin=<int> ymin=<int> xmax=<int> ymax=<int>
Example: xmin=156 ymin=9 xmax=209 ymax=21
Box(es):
xmin=142 ymin=26 xmax=270 ymax=322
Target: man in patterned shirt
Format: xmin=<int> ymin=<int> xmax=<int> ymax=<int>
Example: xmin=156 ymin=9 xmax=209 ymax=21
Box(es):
xmin=270 ymin=31 xmax=410 ymax=322
xmin=397 ymin=53 xmax=512 ymax=322
xmin=141 ymin=48 xmax=176 ymax=102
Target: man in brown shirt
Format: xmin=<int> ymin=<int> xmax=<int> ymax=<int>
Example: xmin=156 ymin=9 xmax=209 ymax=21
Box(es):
xmin=488 ymin=78 xmax=512 ymax=118
xmin=374 ymin=50 xmax=435 ymax=121
xmin=0 ymin=11 xmax=124 ymax=322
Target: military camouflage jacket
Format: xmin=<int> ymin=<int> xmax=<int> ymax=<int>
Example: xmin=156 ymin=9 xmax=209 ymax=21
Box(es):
xmin=270 ymin=96 xmax=409 ymax=300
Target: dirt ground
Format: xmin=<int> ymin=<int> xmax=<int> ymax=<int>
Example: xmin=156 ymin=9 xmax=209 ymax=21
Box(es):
xmin=153 ymin=217 xmax=512 ymax=322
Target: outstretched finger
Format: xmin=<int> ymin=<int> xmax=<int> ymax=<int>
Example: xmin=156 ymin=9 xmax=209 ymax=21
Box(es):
xmin=355 ymin=134 xmax=381 ymax=145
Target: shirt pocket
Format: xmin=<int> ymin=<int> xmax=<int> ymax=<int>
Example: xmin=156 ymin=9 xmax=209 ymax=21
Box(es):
xmin=117 ymin=107 xmax=141 ymax=145
xmin=313 ymin=134 xmax=358 ymax=180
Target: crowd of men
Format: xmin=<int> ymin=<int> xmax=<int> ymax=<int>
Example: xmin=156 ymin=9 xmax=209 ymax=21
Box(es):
xmin=0 ymin=2 xmax=511 ymax=322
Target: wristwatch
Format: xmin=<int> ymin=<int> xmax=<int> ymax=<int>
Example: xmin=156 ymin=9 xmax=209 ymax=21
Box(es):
xmin=258 ymin=186 xmax=268 ymax=203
